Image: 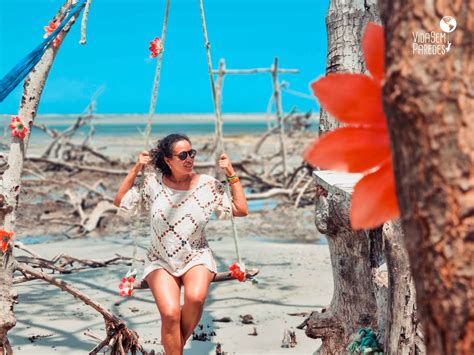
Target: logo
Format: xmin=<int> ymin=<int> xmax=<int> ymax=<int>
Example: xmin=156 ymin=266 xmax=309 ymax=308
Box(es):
xmin=440 ymin=16 xmax=457 ymax=33
xmin=412 ymin=16 xmax=456 ymax=55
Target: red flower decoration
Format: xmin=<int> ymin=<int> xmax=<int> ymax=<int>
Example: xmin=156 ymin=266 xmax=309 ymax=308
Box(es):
xmin=43 ymin=20 xmax=61 ymax=47
xmin=118 ymin=276 xmax=135 ymax=297
xmin=9 ymin=116 xmax=28 ymax=139
xmin=229 ymin=262 xmax=246 ymax=282
xmin=304 ymin=22 xmax=400 ymax=230
xmin=149 ymin=37 xmax=163 ymax=58
xmin=1 ymin=229 xmax=14 ymax=254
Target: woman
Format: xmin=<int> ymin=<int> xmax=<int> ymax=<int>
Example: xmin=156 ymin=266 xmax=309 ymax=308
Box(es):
xmin=114 ymin=133 xmax=248 ymax=355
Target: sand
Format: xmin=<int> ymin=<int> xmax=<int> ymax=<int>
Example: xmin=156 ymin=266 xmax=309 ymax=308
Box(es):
xmin=10 ymin=229 xmax=332 ymax=354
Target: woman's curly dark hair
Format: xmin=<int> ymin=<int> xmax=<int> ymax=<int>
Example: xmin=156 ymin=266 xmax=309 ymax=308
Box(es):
xmin=149 ymin=133 xmax=191 ymax=176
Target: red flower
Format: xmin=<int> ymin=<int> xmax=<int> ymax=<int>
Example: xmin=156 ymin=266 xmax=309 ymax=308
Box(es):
xmin=9 ymin=116 xmax=28 ymax=139
xmin=118 ymin=276 xmax=135 ymax=297
xmin=43 ymin=20 xmax=61 ymax=47
xmin=149 ymin=37 xmax=163 ymax=58
xmin=229 ymin=262 xmax=246 ymax=282
xmin=1 ymin=229 xmax=14 ymax=254
xmin=304 ymin=22 xmax=400 ymax=230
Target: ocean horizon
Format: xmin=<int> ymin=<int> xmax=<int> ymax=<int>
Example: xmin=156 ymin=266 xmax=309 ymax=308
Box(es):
xmin=0 ymin=113 xmax=319 ymax=139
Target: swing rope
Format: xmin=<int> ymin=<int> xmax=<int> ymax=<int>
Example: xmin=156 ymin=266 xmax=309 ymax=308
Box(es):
xmin=127 ymin=0 xmax=171 ymax=277
xmin=198 ymin=0 xmax=242 ymax=266
xmin=129 ymin=0 xmax=244 ymax=280
xmin=145 ymin=0 xmax=171 ymax=148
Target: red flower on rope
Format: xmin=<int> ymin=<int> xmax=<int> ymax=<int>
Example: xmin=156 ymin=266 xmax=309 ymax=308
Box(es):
xmin=43 ymin=20 xmax=61 ymax=48
xmin=304 ymin=22 xmax=400 ymax=230
xmin=229 ymin=262 xmax=246 ymax=282
xmin=149 ymin=37 xmax=163 ymax=58
xmin=1 ymin=229 xmax=14 ymax=254
xmin=118 ymin=276 xmax=135 ymax=297
xmin=9 ymin=116 xmax=28 ymax=139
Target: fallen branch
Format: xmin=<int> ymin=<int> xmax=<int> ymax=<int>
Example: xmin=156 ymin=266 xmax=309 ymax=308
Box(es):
xmin=82 ymin=201 xmax=117 ymax=233
xmin=28 ymin=157 xmax=129 ymax=175
xmin=14 ymin=261 xmax=148 ymax=354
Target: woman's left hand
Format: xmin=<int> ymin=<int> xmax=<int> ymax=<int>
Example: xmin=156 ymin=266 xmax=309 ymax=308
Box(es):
xmin=218 ymin=153 xmax=235 ymax=177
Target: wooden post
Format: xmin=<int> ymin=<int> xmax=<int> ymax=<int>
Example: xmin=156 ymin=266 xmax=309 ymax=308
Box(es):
xmin=213 ymin=59 xmax=226 ymax=160
xmin=271 ymin=57 xmax=288 ymax=185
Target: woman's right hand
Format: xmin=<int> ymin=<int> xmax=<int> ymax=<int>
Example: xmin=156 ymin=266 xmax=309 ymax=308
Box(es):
xmin=136 ymin=151 xmax=151 ymax=169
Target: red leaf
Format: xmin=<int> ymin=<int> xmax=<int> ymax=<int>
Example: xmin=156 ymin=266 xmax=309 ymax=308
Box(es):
xmin=363 ymin=22 xmax=384 ymax=84
xmin=304 ymin=127 xmax=391 ymax=172
xmin=350 ymin=160 xmax=400 ymax=229
xmin=311 ymin=74 xmax=385 ymax=126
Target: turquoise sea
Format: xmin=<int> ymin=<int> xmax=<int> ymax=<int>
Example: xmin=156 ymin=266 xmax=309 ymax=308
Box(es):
xmin=1 ymin=114 xmax=318 ymax=142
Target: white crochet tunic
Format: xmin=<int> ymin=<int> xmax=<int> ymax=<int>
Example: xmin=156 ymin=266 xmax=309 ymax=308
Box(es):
xmin=119 ymin=172 xmax=232 ymax=281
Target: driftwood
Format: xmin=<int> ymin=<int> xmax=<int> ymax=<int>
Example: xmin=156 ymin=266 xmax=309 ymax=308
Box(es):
xmin=14 ymin=261 xmax=148 ymax=354
xmin=12 ymin=241 xmax=259 ymax=287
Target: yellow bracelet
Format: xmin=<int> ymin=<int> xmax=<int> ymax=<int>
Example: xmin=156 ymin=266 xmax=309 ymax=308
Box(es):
xmin=229 ymin=177 xmax=240 ymax=185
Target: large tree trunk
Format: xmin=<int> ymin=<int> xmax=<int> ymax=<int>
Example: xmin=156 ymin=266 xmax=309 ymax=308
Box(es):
xmin=303 ymin=2 xmax=384 ymax=353
xmin=302 ymin=171 xmax=384 ymax=354
xmin=320 ymin=0 xmax=380 ymax=133
xmin=383 ymin=221 xmax=425 ymax=354
xmin=380 ymin=1 xmax=474 ymax=354
xmin=0 ymin=1 xmax=83 ymax=350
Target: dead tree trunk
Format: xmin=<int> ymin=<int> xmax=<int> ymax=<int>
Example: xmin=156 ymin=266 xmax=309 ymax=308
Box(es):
xmin=301 ymin=2 xmax=385 ymax=353
xmin=320 ymin=0 xmax=380 ymax=133
xmin=380 ymin=2 xmax=474 ymax=353
xmin=383 ymin=221 xmax=425 ymax=354
xmin=0 ymin=1 xmax=82 ymax=350
xmin=301 ymin=171 xmax=383 ymax=354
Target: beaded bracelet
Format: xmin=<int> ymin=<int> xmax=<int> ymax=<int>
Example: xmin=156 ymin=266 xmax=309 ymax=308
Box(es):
xmin=227 ymin=174 xmax=239 ymax=184
xmin=229 ymin=177 xmax=240 ymax=185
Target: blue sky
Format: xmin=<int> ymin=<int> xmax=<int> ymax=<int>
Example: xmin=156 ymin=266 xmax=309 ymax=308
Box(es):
xmin=0 ymin=0 xmax=329 ymax=114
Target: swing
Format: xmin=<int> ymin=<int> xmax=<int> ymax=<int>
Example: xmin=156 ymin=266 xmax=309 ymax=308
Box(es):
xmin=125 ymin=0 xmax=259 ymax=291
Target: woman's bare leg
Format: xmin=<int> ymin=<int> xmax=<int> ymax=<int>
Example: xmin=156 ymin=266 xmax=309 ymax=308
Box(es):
xmin=147 ymin=269 xmax=183 ymax=355
xmin=180 ymin=265 xmax=214 ymax=345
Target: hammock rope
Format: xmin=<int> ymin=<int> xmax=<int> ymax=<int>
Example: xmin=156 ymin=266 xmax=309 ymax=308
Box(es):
xmin=0 ymin=0 xmax=87 ymax=102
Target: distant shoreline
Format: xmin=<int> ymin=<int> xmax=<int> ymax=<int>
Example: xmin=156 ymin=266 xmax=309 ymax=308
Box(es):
xmin=0 ymin=113 xmax=319 ymax=124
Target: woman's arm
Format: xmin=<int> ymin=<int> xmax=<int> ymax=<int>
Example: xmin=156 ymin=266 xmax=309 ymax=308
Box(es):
xmin=113 ymin=151 xmax=150 ymax=207
xmin=218 ymin=153 xmax=248 ymax=217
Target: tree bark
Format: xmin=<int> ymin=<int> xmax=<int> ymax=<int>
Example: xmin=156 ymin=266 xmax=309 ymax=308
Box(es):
xmin=380 ymin=1 xmax=474 ymax=353
xmin=320 ymin=0 xmax=380 ymax=133
xmin=0 ymin=1 xmax=83 ymax=349
xmin=303 ymin=171 xmax=383 ymax=354
xmin=383 ymin=220 xmax=425 ymax=354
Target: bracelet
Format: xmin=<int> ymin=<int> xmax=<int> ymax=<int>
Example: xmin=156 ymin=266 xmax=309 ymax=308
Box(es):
xmin=227 ymin=174 xmax=238 ymax=182
xmin=228 ymin=177 xmax=240 ymax=185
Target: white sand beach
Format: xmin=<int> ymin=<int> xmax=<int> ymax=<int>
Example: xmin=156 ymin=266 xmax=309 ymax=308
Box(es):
xmin=10 ymin=229 xmax=331 ymax=354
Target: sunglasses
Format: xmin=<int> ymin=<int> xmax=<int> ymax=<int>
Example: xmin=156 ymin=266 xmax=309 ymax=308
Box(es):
xmin=174 ymin=149 xmax=197 ymax=161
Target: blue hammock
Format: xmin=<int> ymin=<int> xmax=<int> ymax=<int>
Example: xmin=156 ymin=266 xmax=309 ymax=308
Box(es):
xmin=0 ymin=0 xmax=87 ymax=102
